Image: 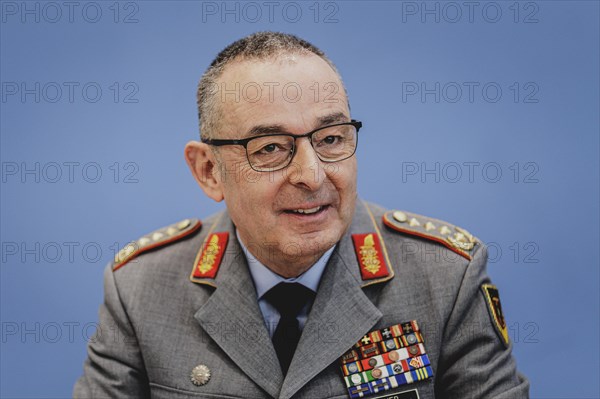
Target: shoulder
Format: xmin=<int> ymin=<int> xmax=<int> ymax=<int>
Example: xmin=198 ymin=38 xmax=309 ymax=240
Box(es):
xmin=364 ymin=201 xmax=482 ymax=262
xmin=112 ymin=218 xmax=203 ymax=271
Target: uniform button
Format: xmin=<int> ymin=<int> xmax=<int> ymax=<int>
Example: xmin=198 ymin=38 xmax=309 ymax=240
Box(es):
xmin=190 ymin=364 xmax=211 ymax=386
xmin=393 ymin=211 xmax=407 ymax=223
xmin=178 ymin=219 xmax=191 ymax=230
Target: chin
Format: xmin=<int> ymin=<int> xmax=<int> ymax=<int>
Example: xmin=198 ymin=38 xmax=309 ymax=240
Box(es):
xmin=301 ymin=229 xmax=341 ymax=253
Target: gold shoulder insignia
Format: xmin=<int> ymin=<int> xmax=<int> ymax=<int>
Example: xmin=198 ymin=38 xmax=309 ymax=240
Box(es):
xmin=382 ymin=210 xmax=478 ymax=261
xmin=112 ymin=218 xmax=202 ymax=271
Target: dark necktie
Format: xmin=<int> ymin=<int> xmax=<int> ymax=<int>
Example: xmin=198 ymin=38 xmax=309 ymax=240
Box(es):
xmin=263 ymin=282 xmax=316 ymax=375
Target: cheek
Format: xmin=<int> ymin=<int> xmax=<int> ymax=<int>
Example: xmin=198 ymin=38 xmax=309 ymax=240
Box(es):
xmin=223 ymin=169 xmax=279 ymax=211
xmin=328 ymin=160 xmax=357 ymax=196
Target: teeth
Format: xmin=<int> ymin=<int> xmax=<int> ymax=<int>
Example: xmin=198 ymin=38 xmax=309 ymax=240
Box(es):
xmin=291 ymin=206 xmax=322 ymax=214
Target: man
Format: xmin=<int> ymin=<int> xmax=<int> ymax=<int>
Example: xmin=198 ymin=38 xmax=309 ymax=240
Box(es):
xmin=74 ymin=32 xmax=529 ymax=398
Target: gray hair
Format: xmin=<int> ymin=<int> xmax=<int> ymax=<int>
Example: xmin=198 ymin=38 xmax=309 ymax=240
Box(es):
xmin=196 ymin=31 xmax=346 ymax=139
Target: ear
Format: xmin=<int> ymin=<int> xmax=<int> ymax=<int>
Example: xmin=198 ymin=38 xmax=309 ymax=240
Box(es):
xmin=184 ymin=141 xmax=224 ymax=202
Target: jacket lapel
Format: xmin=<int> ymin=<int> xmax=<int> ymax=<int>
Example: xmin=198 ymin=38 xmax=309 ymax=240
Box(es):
xmin=193 ymin=202 xmax=393 ymax=399
xmin=193 ymin=214 xmax=283 ymax=398
xmin=279 ymin=201 xmax=389 ymax=399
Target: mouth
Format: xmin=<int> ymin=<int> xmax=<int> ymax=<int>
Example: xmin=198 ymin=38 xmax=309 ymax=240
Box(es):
xmin=283 ymin=205 xmax=330 ymax=216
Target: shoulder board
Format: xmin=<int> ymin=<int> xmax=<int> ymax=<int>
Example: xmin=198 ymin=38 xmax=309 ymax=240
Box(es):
xmin=113 ymin=218 xmax=202 ymax=271
xmin=382 ymin=210 xmax=478 ymax=261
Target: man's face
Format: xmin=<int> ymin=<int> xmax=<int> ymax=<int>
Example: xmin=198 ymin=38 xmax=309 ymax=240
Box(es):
xmin=211 ymin=53 xmax=357 ymax=274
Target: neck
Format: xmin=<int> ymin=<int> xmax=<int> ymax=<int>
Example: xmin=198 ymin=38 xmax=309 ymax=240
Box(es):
xmin=236 ymin=233 xmax=332 ymax=278
xmin=256 ymin=247 xmax=327 ymax=278
xmin=262 ymin=258 xmax=316 ymax=279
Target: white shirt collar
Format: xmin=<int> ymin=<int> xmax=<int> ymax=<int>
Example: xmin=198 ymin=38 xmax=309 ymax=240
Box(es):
xmin=236 ymin=229 xmax=335 ymax=299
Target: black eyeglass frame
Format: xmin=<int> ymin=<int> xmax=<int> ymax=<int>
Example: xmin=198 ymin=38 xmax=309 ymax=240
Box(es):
xmin=201 ymin=120 xmax=363 ymax=172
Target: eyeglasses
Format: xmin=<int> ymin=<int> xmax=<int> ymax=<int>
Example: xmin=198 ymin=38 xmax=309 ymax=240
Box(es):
xmin=201 ymin=120 xmax=362 ymax=172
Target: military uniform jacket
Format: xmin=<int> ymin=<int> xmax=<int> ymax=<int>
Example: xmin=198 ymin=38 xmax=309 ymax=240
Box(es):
xmin=74 ymin=201 xmax=529 ymax=398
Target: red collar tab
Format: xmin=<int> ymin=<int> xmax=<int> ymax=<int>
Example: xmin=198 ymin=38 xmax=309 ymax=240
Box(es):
xmin=352 ymin=233 xmax=390 ymax=281
xmin=192 ymin=232 xmax=229 ymax=279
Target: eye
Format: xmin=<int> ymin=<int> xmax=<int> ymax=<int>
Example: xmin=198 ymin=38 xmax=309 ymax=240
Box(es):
xmin=262 ymin=143 xmax=278 ymax=153
xmin=255 ymin=142 xmax=290 ymax=155
xmin=322 ymin=135 xmax=339 ymax=145
xmin=317 ymin=135 xmax=344 ymax=148
xmin=248 ymin=136 xmax=293 ymax=159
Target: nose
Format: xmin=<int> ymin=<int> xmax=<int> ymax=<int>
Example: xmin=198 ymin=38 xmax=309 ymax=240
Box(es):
xmin=285 ymin=137 xmax=325 ymax=190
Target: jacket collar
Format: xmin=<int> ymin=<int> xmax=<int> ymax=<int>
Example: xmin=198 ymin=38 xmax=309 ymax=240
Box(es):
xmin=191 ymin=201 xmax=395 ymax=398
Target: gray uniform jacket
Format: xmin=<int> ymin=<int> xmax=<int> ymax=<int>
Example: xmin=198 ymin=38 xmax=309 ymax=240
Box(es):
xmin=74 ymin=201 xmax=529 ymax=398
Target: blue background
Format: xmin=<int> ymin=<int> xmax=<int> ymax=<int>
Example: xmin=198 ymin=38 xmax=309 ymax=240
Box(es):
xmin=1 ymin=1 xmax=598 ymax=397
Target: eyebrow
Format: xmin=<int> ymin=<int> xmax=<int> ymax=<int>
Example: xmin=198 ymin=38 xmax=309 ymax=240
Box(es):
xmin=245 ymin=112 xmax=350 ymax=137
xmin=247 ymin=124 xmax=288 ymax=137
xmin=317 ymin=112 xmax=349 ymax=126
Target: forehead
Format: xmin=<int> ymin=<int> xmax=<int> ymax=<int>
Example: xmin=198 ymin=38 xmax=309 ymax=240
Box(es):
xmin=214 ymin=53 xmax=349 ymax=136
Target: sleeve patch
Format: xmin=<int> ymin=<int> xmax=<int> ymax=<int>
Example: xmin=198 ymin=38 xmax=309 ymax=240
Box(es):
xmin=481 ymin=284 xmax=509 ymax=347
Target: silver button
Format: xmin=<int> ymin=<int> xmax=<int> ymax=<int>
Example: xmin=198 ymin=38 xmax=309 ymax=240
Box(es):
xmin=190 ymin=364 xmax=211 ymax=386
